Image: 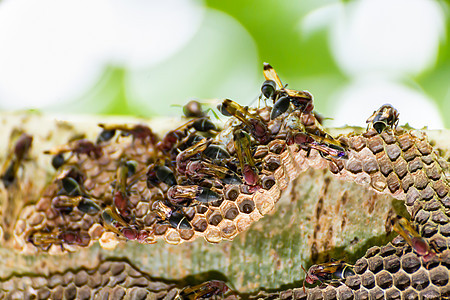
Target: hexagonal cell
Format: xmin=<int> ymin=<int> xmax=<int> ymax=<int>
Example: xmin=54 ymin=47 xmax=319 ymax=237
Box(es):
xmin=411 ymin=269 xmax=430 ymax=291
xmin=220 ymin=201 xmax=239 ymax=220
xmin=204 ymin=227 xmax=222 ymax=243
xmin=263 ymin=154 xmax=281 ymax=172
xmin=196 ymin=205 xmax=208 ymax=214
xmin=179 ymin=229 xmax=195 ymax=241
xmin=164 ymin=228 xmax=181 ymax=245
xmin=235 ymin=214 xmax=252 ymax=232
xmin=207 ymin=211 xmax=223 ymax=227
xmin=223 ymin=185 xmax=240 ymax=201
xmin=261 ymin=175 xmax=276 ymax=190
xmin=191 ymin=217 xmax=208 ymax=233
xmin=401 ymin=253 xmax=422 ymax=274
xmin=153 ymin=224 xmax=168 ymax=236
xmin=218 ymin=219 xmax=237 ymax=239
xmin=237 ymin=197 xmax=255 ymax=214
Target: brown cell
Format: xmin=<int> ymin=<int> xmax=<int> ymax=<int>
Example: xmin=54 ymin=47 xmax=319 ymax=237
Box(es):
xmin=337 ymin=286 xmax=354 ymax=300
xmin=393 ymin=157 xmax=408 ymax=179
xmin=207 ymin=212 xmax=223 ymax=226
xmin=386 ymin=173 xmax=401 ymax=193
xmin=421 ymin=224 xmax=438 ymax=238
xmin=414 ymin=170 xmax=429 ymax=190
xmin=51 ymin=286 xmax=64 ymax=300
xmin=406 ymin=187 xmax=420 ymax=206
xmin=74 ymin=270 xmax=88 ymax=287
xmin=432 ymin=180 xmax=448 ymax=198
xmin=354 ymin=289 xmax=369 ymax=300
xmin=264 ymin=154 xmax=281 ymax=172
xmin=361 ymin=272 xmax=375 ymax=288
xmin=64 ymin=283 xmax=77 ymax=300
xmin=397 ymin=134 xmax=414 ymax=151
xmin=385 ymin=143 xmax=402 ymax=161
xmin=346 ymin=157 xmax=363 ymax=174
xmin=222 ymin=202 xmax=239 ymax=220
xmin=401 ymin=253 xmax=422 ymax=274
xmin=368 ymin=256 xmax=384 ymax=273
xmin=384 ymin=288 xmax=401 ymax=300
xmin=322 ymin=288 xmax=337 ymax=300
xmin=154 ymin=224 xmax=169 ymax=236
xmin=367 ymin=136 xmax=384 ymax=154
xmin=192 ymin=218 xmax=208 ymax=233
xmin=431 ymin=210 xmax=449 ymax=224
xmin=416 ymin=139 xmax=432 ymax=156
xmin=261 ymin=175 xmax=276 ymax=190
xmin=420 ymin=186 xmax=435 ymax=201
xmin=370 ymin=172 xmax=387 ymax=192
xmin=401 ymin=173 xmax=414 ymax=192
xmin=429 ymin=266 xmax=449 ymax=286
xmin=363 ymin=156 xmax=379 ymax=174
xmin=424 ymin=163 xmax=441 ymax=181
xmin=411 ymin=269 xmax=430 ymax=290
xmin=380 ymin=131 xmax=396 ymax=144
xmin=383 ymin=255 xmax=401 ymax=273
xmin=424 ymin=200 xmax=441 ymax=212
xmin=376 ymin=271 xmax=393 ymax=289
xmin=414 ymin=210 xmax=430 ymax=225
xmin=179 ymin=229 xmax=194 ymax=240
xmin=377 ymin=152 xmax=394 ymax=176
xmin=380 ymin=244 xmax=397 ymax=257
xmin=440 ymin=223 xmax=450 ymax=237
xmin=348 ymin=136 xmax=366 ymax=151
xmin=237 ymin=198 xmax=255 ymax=214
xmin=37 ymin=288 xmax=51 ymax=300
xmin=393 ymin=271 xmax=411 ymax=290
xmin=403 ymin=146 xmax=419 ymax=162
xmin=344 ymin=275 xmax=360 ymax=290
xmin=354 ymin=258 xmax=368 ymax=274
xmin=369 ymin=287 xmax=384 ymax=300
xmin=365 ymin=246 xmax=381 ymax=258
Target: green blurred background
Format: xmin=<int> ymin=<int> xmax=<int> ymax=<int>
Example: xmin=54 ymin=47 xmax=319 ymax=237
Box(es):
xmin=0 ymin=0 xmax=449 ymax=128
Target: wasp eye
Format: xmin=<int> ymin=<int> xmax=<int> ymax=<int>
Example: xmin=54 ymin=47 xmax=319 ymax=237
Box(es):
xmin=373 ymin=122 xmax=386 ymax=134
xmin=217 ymin=104 xmax=232 ymax=117
xmin=261 ymin=80 xmax=277 ymax=98
xmin=270 ymin=96 xmax=290 ymax=120
xmin=126 ymin=160 xmax=138 ymax=177
xmin=97 ymin=129 xmax=116 ymax=143
xmin=51 ymin=153 xmax=65 ymax=170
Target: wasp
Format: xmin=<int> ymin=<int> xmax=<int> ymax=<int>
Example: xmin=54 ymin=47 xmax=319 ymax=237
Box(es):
xmin=262 ymin=63 xmax=314 ymax=120
xmin=389 ymin=215 xmax=437 ymax=262
xmin=154 ymin=201 xmax=192 ymax=230
xmin=112 ymin=159 xmax=139 ymax=218
xmin=147 ymin=163 xmax=178 ymax=188
xmin=28 ymin=229 xmax=90 ymax=251
xmin=1 ymin=133 xmax=33 ymax=188
xmin=233 ymin=130 xmax=259 ymax=186
xmin=44 ymin=139 xmax=102 ymax=159
xmin=302 ymin=260 xmax=355 ymax=292
xmin=176 ymin=280 xmax=230 ymax=300
xmin=97 ymin=123 xmax=157 ymax=144
xmin=51 ymin=195 xmax=101 ymax=215
xmin=158 ymin=117 xmax=217 ymax=156
xmin=366 ymin=104 xmax=399 ymax=134
xmin=219 ymin=99 xmax=270 ymax=144
xmin=186 ymin=160 xmax=242 ymax=185
xmin=167 ymin=185 xmax=222 ymax=207
xmin=176 ymin=138 xmax=210 ymax=175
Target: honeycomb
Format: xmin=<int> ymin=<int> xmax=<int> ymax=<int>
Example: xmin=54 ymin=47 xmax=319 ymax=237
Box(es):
xmin=0 ymin=260 xmax=178 ymax=300
xmin=2 ymin=63 xmax=450 ymax=299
